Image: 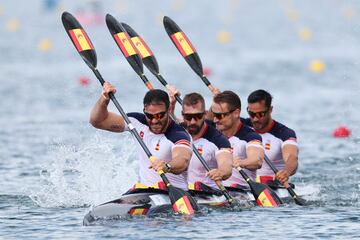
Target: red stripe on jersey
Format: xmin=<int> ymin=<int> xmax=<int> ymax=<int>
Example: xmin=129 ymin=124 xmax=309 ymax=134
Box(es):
xmin=175 ymin=139 xmax=191 ymax=147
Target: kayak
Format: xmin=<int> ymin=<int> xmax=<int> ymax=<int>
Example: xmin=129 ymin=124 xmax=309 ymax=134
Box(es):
xmin=83 ymin=182 xmax=307 ymax=225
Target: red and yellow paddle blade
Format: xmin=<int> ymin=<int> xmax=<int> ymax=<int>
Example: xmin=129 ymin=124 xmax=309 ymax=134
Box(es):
xmin=61 ymin=11 xmax=97 ymax=69
xmin=105 ymin=14 xmax=144 ymax=77
xmin=256 ymin=188 xmax=279 ymax=207
xmin=163 ymin=16 xmax=204 ymax=78
xmin=121 ymin=23 xmax=160 ymax=76
xmin=168 ymin=186 xmax=197 ymax=215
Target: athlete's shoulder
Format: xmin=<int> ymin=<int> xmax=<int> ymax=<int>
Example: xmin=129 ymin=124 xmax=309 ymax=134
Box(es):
xmin=235 ymin=123 xmax=262 ymax=142
xmin=127 ymin=112 xmax=147 ymax=125
xmin=165 ymin=120 xmax=191 ymax=145
xmin=270 ymin=120 xmax=297 ymax=141
xmin=203 ymin=121 xmax=231 ymax=149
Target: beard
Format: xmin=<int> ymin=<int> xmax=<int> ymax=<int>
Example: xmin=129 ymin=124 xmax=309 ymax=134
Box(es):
xmin=187 ymin=121 xmax=204 ymax=135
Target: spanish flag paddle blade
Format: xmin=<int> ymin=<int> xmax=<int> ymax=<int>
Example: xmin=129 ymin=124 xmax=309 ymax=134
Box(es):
xmin=105 ymin=14 xmax=144 ymax=77
xmin=163 ymin=16 xmax=204 ymax=78
xmin=61 ymin=12 xmax=97 ymax=70
xmin=238 ymin=168 xmax=283 ymax=207
xmin=121 ymin=23 xmax=160 ymax=76
xmin=168 ymin=185 xmax=199 ymax=215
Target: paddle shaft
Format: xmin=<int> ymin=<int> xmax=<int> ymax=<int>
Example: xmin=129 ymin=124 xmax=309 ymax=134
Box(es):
xmin=263 ymin=155 xmax=301 ymax=201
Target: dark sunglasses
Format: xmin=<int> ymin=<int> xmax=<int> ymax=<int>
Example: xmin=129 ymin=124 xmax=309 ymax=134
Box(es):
xmin=143 ymin=110 xmax=168 ymax=120
xmin=181 ymin=112 xmax=205 ymax=121
xmin=247 ymin=108 xmax=269 ymax=119
xmin=212 ymin=109 xmax=236 ymax=120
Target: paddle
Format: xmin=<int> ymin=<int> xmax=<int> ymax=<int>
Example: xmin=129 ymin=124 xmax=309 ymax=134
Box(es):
xmin=263 ymin=155 xmax=307 ymax=205
xmin=162 ymin=15 xmax=283 ymax=207
xmin=62 ymin=11 xmax=198 ymax=215
xmin=105 ymin=16 xmax=234 ymax=205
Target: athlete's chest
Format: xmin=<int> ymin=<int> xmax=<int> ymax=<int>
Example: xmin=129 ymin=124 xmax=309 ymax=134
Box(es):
xmin=261 ymin=133 xmax=283 ymax=157
xmin=138 ymin=128 xmax=173 ymax=153
xmin=193 ymin=138 xmax=216 ymax=159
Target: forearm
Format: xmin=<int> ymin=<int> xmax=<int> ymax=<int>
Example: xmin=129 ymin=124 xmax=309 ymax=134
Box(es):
xmin=216 ymin=152 xmax=233 ymax=180
xmin=284 ymin=155 xmax=298 ymax=176
xmin=169 ymin=148 xmax=192 ymax=174
xmin=241 ymin=147 xmax=264 ymax=170
xmin=90 ymin=96 xmax=110 ymax=127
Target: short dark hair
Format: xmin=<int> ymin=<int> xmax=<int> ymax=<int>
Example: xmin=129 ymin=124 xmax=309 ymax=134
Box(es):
xmin=213 ymin=90 xmax=241 ymax=110
xmin=247 ymin=89 xmax=272 ymax=108
xmin=143 ymin=89 xmax=170 ymax=109
xmin=183 ymin=92 xmax=205 ymax=110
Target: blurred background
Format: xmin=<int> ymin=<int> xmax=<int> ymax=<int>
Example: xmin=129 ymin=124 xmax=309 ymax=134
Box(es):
xmin=1 ymin=0 xmax=360 ymax=238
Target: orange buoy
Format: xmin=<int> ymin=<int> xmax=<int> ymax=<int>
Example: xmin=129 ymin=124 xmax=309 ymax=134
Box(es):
xmin=333 ymin=126 xmax=351 ymax=138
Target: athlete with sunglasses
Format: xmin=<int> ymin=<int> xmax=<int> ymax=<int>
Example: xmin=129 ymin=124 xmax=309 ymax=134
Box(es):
xmin=89 ymin=82 xmax=193 ymax=190
xmin=243 ymin=89 xmax=298 ymax=185
xmin=210 ymin=91 xmax=264 ymax=189
xmin=168 ymin=90 xmax=233 ymax=190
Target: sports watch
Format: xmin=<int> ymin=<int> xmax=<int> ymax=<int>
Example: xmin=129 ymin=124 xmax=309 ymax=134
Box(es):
xmin=164 ymin=163 xmax=172 ymax=173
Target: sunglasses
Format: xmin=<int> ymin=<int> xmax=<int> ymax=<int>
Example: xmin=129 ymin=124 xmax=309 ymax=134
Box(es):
xmin=247 ymin=108 xmax=269 ymax=118
xmin=143 ymin=110 xmax=168 ymax=120
xmin=211 ymin=109 xmax=236 ymax=120
xmin=182 ymin=112 xmax=205 ymax=121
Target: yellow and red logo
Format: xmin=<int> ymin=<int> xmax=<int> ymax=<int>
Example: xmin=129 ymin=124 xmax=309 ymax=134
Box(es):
xmin=114 ymin=32 xmax=137 ymax=57
xmin=69 ymin=28 xmax=93 ymax=52
xmin=265 ymin=143 xmax=271 ymax=150
xmin=131 ymin=36 xmax=153 ymax=59
xmin=171 ymin=32 xmax=195 ymax=57
xmin=128 ymin=207 xmax=149 ymax=216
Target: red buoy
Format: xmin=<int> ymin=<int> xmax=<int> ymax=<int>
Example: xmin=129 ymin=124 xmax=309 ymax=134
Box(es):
xmin=333 ymin=126 xmax=351 ymax=138
xmin=79 ymin=76 xmax=90 ymax=86
xmin=203 ymin=67 xmax=212 ymax=77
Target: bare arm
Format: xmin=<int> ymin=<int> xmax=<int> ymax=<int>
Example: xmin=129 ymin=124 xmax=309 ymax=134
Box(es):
xmin=89 ymin=82 xmax=125 ymax=132
xmin=234 ymin=146 xmax=264 ymax=170
xmin=169 ymin=147 xmax=192 ymax=174
xmin=282 ymin=144 xmax=299 ymax=176
xmin=207 ymin=151 xmax=233 ymax=181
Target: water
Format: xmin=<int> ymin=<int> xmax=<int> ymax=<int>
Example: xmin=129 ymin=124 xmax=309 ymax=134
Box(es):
xmin=1 ymin=0 xmax=360 ymax=239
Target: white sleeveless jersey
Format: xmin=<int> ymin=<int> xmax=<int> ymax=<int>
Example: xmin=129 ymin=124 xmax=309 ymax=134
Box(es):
xmin=222 ymin=123 xmax=264 ymax=187
xmin=187 ymin=122 xmax=231 ymax=188
xmin=126 ymin=113 xmax=192 ymax=190
xmin=243 ymin=119 xmax=298 ymax=177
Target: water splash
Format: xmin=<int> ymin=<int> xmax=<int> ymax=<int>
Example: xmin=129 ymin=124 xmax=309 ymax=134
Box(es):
xmin=30 ymin=134 xmax=138 ymax=208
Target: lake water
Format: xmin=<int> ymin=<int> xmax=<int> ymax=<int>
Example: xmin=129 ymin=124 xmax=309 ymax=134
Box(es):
xmin=1 ymin=0 xmax=360 ymax=239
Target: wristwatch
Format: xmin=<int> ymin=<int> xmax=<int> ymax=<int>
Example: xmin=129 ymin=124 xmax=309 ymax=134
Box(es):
xmin=164 ymin=163 xmax=172 ymax=173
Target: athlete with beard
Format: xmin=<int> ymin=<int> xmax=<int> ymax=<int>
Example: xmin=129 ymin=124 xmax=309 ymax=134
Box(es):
xmin=168 ymin=90 xmax=233 ymax=189
xmin=89 ymin=82 xmax=193 ymax=190
xmin=210 ymin=91 xmax=264 ymax=189
xmin=243 ymin=89 xmax=299 ymax=185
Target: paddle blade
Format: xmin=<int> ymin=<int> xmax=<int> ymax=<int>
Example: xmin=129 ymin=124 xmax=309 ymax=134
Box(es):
xmin=163 ymin=16 xmax=204 ymax=78
xmin=105 ymin=14 xmax=144 ymax=76
xmin=287 ymin=186 xmax=308 ymax=206
xmin=168 ymin=186 xmax=198 ymax=215
xmin=248 ymin=180 xmax=283 ymax=207
xmin=122 ymin=23 xmax=160 ymax=76
xmin=61 ymin=11 xmax=97 ymax=69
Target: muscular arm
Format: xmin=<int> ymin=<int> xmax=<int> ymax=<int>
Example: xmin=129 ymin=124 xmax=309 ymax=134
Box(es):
xmin=235 ymin=146 xmax=264 ymax=170
xmin=89 ymin=96 xmax=125 ymax=132
xmin=282 ymin=144 xmax=298 ymax=176
xmin=215 ymin=151 xmax=233 ymax=180
xmin=168 ymin=147 xmax=192 ymax=174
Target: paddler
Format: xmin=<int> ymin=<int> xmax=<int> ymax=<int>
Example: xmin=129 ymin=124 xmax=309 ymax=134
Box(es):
xmin=90 ymin=82 xmax=193 ymax=190
xmin=209 ymin=90 xmax=265 ymax=190
xmin=167 ymin=88 xmax=233 ymax=190
xmin=243 ymin=89 xmax=299 ymax=185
